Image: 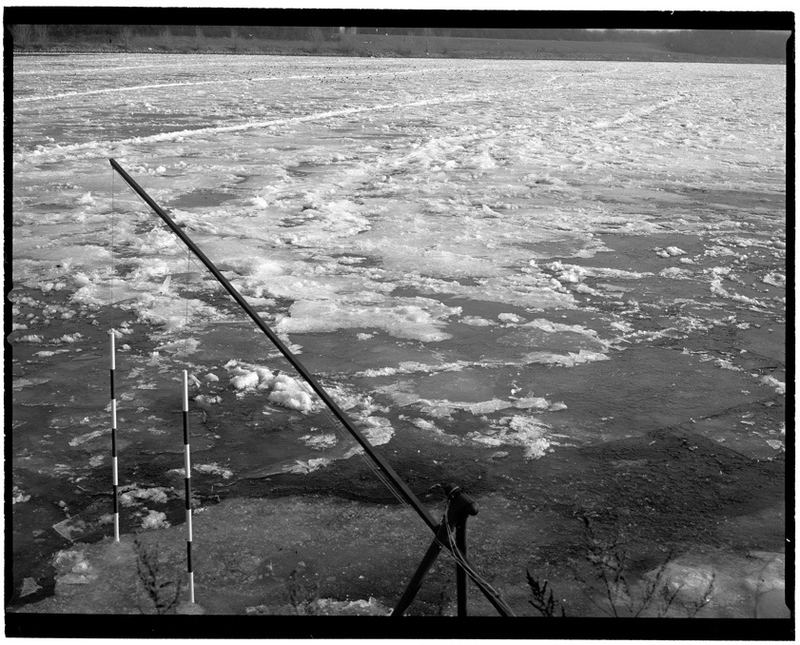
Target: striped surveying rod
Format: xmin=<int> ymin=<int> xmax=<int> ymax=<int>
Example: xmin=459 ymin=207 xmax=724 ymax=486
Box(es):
xmin=109 ymin=330 xmax=120 ymax=542
xmin=182 ymin=370 xmax=195 ymax=603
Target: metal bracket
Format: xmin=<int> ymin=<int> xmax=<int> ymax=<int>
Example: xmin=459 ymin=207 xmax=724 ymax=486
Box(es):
xmin=392 ymin=483 xmax=479 ymax=617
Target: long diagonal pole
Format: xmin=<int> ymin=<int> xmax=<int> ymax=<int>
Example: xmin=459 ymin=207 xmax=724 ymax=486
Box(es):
xmin=108 ymin=158 xmax=513 ymax=617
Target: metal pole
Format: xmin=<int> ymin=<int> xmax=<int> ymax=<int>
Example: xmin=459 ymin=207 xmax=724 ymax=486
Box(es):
xmin=390 ymin=525 xmax=447 ymax=617
xmin=108 ymin=158 xmax=514 ymax=617
xmin=456 ymin=517 xmax=468 ymax=617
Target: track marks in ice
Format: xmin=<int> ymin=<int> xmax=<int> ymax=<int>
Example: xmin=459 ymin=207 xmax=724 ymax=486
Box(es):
xmin=15 ymin=66 xmax=456 ymax=104
xmin=15 ymin=91 xmax=499 ymax=161
xmin=593 ymin=95 xmax=685 ymax=129
xmin=13 ymin=61 xmax=239 ymax=77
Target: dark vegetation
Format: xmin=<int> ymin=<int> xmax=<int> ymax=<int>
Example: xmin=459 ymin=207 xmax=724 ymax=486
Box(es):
xmin=7 ymin=25 xmax=789 ymax=63
xmin=133 ymin=538 xmax=182 ymax=614
xmin=526 ymin=515 xmax=715 ymax=618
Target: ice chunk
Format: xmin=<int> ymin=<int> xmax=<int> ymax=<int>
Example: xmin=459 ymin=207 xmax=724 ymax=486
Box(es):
xmin=194 ymin=463 xmax=233 ymax=479
xmin=52 ymin=549 xmax=97 ymax=584
xmin=760 ymin=375 xmax=785 ymax=395
xmin=660 ymin=267 xmax=693 ymax=279
xmin=461 ymin=316 xmax=494 ymax=326
xmin=231 ymin=371 xmax=260 ymax=391
xmin=119 ymin=486 xmax=171 ymax=507
xmin=655 ymin=246 xmax=686 ymax=258
xmin=276 ymin=297 xmax=460 ymax=342
xmin=763 ymin=272 xmax=785 ymax=288
xmin=68 ymin=429 xmax=108 ymax=447
xmin=284 ymin=457 xmax=332 ymax=474
xmin=361 ymin=417 xmax=394 ymax=446
xmin=468 ymin=415 xmax=552 ymax=460
xmin=19 ymin=577 xmax=42 ymax=598
xmin=267 ymin=374 xmax=316 ymax=413
xmin=521 ymin=349 xmax=610 ymax=366
xmin=16 ymin=334 xmax=43 ymax=343
xmin=299 ymin=432 xmax=339 ymax=450
xmin=224 ymin=359 xmax=318 ymax=413
xmin=141 ymin=510 xmax=170 ymax=530
xmin=12 ymin=486 xmax=31 ymax=504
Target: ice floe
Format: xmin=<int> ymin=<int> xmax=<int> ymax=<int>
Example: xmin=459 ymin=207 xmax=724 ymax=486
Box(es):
xmin=467 ymin=415 xmax=553 ymax=460
xmin=225 ymin=359 xmax=318 ymax=414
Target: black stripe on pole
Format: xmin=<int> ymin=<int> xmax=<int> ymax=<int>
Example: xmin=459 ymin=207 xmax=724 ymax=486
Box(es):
xmin=182 ymin=410 xmax=189 ymax=444
xmin=111 ymin=430 xmax=116 ymax=457
xmin=109 ymin=158 xmax=512 ymax=617
xmin=184 ymin=479 xmax=191 ymax=510
xmin=112 ymin=485 xmax=118 ymax=514
xmin=109 ymin=369 xmax=115 ymax=399
xmin=186 ymin=543 xmax=193 ymax=573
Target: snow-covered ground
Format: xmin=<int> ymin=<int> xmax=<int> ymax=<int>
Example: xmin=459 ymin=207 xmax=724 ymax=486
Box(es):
xmin=10 ymin=55 xmax=786 ymax=610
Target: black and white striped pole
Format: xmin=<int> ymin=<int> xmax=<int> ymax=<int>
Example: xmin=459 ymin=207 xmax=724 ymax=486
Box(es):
xmin=109 ymin=330 xmax=120 ymax=542
xmin=182 ymin=370 xmax=195 ymax=603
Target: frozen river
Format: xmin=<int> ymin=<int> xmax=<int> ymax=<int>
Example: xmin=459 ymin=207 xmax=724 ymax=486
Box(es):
xmin=10 ymin=54 xmax=786 ymax=614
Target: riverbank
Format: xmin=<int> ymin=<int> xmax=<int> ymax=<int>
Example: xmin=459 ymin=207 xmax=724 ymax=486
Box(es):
xmin=11 ymin=428 xmax=788 ymax=620
xmin=10 ymin=33 xmax=787 ymax=64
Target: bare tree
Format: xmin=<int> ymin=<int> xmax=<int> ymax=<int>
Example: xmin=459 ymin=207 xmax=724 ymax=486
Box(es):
xmin=33 ymin=24 xmax=48 ymax=48
xmin=12 ymin=24 xmax=32 ymax=49
xmin=308 ymin=27 xmax=324 ymax=52
xmin=119 ymin=26 xmax=133 ymax=50
xmin=194 ymin=26 xmax=206 ymax=50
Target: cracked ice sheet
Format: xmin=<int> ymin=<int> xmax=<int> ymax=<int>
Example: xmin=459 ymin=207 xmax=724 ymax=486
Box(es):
xmin=12 ymin=55 xmax=785 ymax=446
xmin=15 ymin=59 xmax=783 ymax=340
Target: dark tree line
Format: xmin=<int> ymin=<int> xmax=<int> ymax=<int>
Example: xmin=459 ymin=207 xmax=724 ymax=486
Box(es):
xmin=8 ymin=24 xmax=789 ymax=60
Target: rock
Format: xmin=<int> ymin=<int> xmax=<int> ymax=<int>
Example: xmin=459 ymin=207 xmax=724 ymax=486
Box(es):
xmin=176 ymin=601 xmax=206 ymax=615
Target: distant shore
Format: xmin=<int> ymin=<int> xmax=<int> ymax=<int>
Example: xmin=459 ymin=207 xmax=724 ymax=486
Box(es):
xmin=10 ymin=35 xmax=786 ymax=65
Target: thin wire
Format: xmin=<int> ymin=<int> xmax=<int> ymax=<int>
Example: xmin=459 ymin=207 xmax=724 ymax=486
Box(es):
xmin=184 ymin=239 xmax=191 ymax=352
xmin=110 ymin=167 xmax=115 ymax=307
xmin=437 ymin=495 xmax=511 ymax=609
xmin=321 ymin=407 xmax=409 ymax=507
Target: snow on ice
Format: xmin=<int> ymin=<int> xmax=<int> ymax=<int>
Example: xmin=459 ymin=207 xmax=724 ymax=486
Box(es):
xmin=11 ymin=54 xmax=786 ymax=482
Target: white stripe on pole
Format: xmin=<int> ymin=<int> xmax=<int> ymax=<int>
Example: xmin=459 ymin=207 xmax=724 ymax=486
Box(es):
xmin=110 ymin=330 xmax=115 ymax=370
